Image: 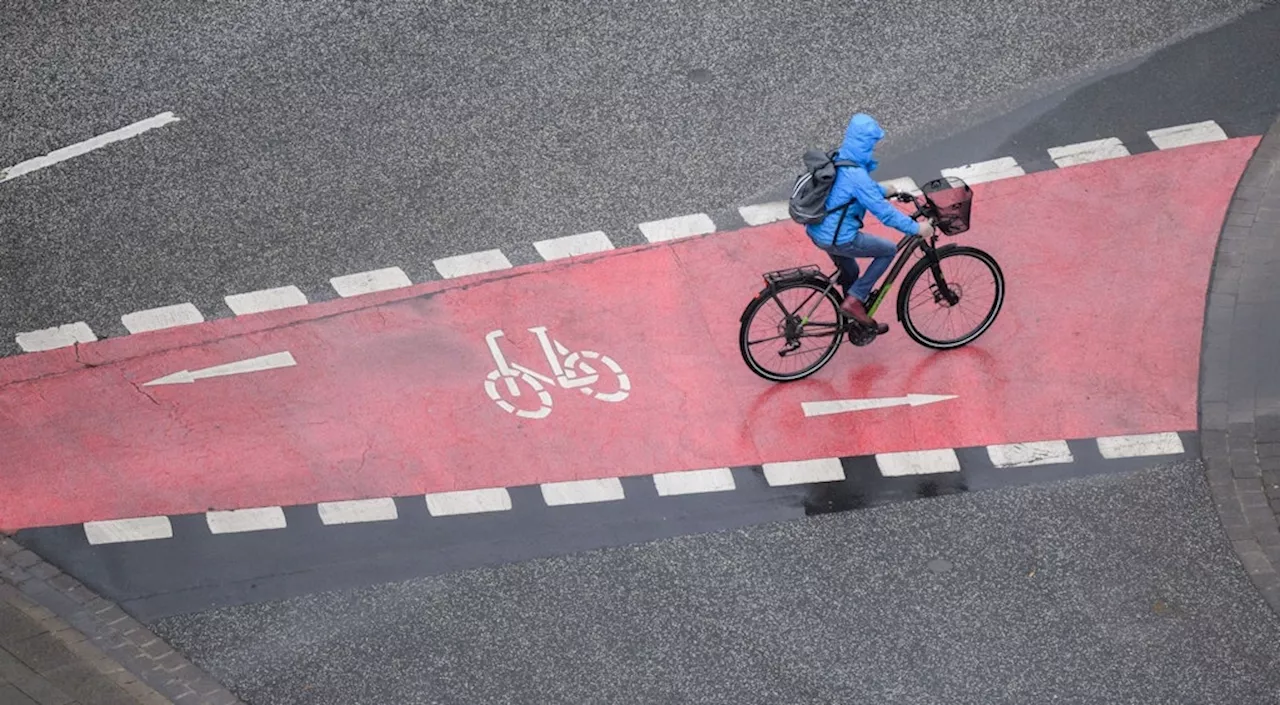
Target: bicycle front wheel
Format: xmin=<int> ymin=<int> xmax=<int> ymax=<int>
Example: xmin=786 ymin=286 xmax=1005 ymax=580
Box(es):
xmin=897 ymin=245 xmax=1005 ymax=349
xmin=739 ymin=281 xmax=844 ymax=382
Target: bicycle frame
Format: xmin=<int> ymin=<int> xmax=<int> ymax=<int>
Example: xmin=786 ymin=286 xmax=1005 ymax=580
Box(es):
xmin=767 ymin=232 xmax=940 ymax=332
xmin=864 ymin=234 xmax=938 ymax=318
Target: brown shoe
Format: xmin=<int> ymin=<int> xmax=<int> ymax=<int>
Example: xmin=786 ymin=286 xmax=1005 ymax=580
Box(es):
xmin=841 ymin=296 xmax=890 ymax=335
xmin=840 ymin=296 xmax=875 ymax=326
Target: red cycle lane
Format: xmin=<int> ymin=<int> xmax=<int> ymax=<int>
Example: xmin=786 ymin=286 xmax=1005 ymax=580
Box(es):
xmin=0 ymin=137 xmax=1258 ymax=530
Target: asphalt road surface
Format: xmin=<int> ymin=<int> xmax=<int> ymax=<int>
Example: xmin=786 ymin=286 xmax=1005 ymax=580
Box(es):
xmin=7 ymin=4 xmax=1280 ymax=704
xmin=154 ymin=461 xmax=1280 ymax=705
xmin=2 ymin=0 xmax=1275 ymax=354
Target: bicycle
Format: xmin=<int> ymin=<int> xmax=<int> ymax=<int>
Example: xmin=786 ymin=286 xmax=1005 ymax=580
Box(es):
xmin=738 ymin=175 xmax=1005 ymax=382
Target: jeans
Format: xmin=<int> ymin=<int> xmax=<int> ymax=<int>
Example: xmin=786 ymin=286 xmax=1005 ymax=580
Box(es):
xmin=822 ymin=231 xmax=898 ymax=304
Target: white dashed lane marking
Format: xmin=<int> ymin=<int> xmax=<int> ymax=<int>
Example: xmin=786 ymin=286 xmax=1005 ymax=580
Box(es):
xmin=876 ymin=449 xmax=961 ymax=477
xmin=940 ymin=157 xmax=1026 ymax=184
xmin=433 ymin=250 xmax=513 ymax=278
xmin=986 ymin=441 xmax=1075 ymax=468
xmin=638 ymin=213 xmax=716 ymax=243
xmin=317 ymin=498 xmax=399 ymax=525
xmin=205 ymin=507 xmax=287 ymax=534
xmin=330 ymin=267 xmax=413 ymax=297
xmin=425 ymin=488 xmax=513 ymax=516
xmin=15 ymin=322 xmax=97 ymax=352
xmin=879 ymin=176 xmax=920 ymax=194
xmin=762 ymin=458 xmax=845 ymax=486
xmin=1096 ymin=432 xmax=1186 ymax=459
xmin=56 ymin=430 xmax=1191 ymax=544
xmin=540 ymin=478 xmax=626 ymax=506
xmin=121 ymin=303 xmax=204 ymax=334
xmin=653 ymin=468 xmax=736 ymax=496
xmin=83 ymin=516 xmax=173 ymax=545
xmin=738 ymin=202 xmax=790 ymax=226
xmin=225 ymin=286 xmax=308 ymax=315
xmin=1148 ymin=120 xmax=1229 ymax=150
xmin=534 ymin=231 xmax=615 ymax=260
xmin=1048 ymin=138 xmax=1130 ymax=167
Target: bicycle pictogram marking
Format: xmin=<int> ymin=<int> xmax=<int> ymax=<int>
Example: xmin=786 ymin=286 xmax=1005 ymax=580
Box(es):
xmin=483 ymin=326 xmax=630 ymax=419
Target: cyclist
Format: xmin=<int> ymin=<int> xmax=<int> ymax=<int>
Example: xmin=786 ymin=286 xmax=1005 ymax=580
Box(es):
xmin=805 ymin=112 xmax=934 ymax=335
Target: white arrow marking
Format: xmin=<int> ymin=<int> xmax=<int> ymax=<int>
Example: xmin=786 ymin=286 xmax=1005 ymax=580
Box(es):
xmin=142 ymin=351 xmax=296 ymax=386
xmin=802 ymin=393 xmax=957 ymax=417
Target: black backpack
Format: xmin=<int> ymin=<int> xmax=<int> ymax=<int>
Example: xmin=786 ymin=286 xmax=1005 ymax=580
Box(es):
xmin=788 ymin=149 xmax=862 ymax=245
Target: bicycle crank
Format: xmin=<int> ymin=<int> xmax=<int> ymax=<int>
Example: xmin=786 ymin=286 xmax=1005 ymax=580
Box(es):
xmin=847 ymin=324 xmax=879 ymax=347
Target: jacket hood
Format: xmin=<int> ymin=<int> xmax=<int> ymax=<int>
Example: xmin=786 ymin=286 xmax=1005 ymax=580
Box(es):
xmin=837 ymin=113 xmax=884 ymax=171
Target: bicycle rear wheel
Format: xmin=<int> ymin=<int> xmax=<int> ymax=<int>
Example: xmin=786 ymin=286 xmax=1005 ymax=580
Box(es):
xmin=739 ymin=280 xmax=844 ymax=382
xmin=897 ymin=245 xmax=1004 ymax=349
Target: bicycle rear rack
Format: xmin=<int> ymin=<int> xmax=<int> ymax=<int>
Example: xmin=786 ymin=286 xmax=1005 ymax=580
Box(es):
xmin=762 ymin=264 xmax=824 ymax=288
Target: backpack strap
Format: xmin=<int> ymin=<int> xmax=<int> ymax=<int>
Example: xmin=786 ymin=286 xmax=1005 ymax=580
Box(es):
xmin=827 ymin=158 xmax=864 ymax=248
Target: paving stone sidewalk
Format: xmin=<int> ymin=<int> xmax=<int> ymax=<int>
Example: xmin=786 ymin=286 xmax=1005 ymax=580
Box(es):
xmin=1200 ymin=110 xmax=1280 ymax=612
xmin=0 ymin=536 xmax=241 ymax=705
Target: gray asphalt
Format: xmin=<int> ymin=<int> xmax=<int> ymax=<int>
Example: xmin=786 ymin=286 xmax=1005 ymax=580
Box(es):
xmin=154 ymin=461 xmax=1280 ymax=705
xmin=0 ymin=0 xmax=1270 ymax=354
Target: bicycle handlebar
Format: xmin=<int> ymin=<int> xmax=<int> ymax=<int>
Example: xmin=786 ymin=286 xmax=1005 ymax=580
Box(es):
xmin=891 ymin=190 xmax=931 ymax=223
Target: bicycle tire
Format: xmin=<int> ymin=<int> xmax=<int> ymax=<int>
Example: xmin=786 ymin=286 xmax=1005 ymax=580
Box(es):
xmin=896 ymin=245 xmax=1005 ymax=349
xmin=739 ymin=280 xmax=844 ymax=382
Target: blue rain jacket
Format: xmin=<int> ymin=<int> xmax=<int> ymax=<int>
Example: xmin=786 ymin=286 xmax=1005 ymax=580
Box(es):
xmin=805 ymin=113 xmax=921 ymax=249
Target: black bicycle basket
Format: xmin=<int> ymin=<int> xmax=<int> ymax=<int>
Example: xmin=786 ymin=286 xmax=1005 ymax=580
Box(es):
xmin=920 ymin=176 xmax=973 ymax=235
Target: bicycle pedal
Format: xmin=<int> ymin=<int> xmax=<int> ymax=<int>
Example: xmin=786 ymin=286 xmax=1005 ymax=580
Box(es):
xmin=847 ymin=327 xmax=878 ymax=347
xmin=848 ymin=321 xmax=890 ymax=347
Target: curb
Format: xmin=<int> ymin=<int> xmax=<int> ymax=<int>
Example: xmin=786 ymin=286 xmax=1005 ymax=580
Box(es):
xmin=1198 ymin=111 xmax=1280 ymax=612
xmin=0 ymin=534 xmax=243 ymax=705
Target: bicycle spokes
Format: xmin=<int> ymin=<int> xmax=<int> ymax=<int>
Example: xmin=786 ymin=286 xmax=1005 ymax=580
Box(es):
xmin=907 ymin=255 xmax=998 ymax=343
xmin=744 ymin=285 xmax=841 ymax=377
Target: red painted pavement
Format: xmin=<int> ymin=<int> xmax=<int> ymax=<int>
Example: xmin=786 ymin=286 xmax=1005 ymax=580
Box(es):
xmin=0 ymin=137 xmax=1259 ymax=530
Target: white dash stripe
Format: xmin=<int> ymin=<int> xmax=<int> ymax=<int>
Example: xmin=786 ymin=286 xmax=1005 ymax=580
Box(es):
xmin=84 ymin=516 xmax=173 ymax=545
xmin=986 ymin=440 xmax=1074 ymax=468
xmin=762 ymin=458 xmax=845 ymax=486
xmin=653 ymin=468 xmax=735 ymax=496
xmin=206 ymin=506 xmax=287 ymax=534
xmin=638 ymin=213 xmax=716 ymax=242
xmin=540 ymin=478 xmax=625 ymax=506
xmin=1096 ymin=432 xmax=1185 ymax=459
xmin=225 ymin=286 xmax=308 ymax=315
xmin=1047 ymin=137 xmax=1130 ymax=167
xmin=425 ymin=488 xmax=513 ymax=516
xmin=534 ymin=231 xmax=615 ymax=260
xmin=738 ymin=202 xmax=790 ymax=226
xmin=879 ymin=176 xmax=920 ymax=195
xmin=2 ymin=112 xmax=181 ymax=183
xmin=876 ymin=449 xmax=961 ymax=477
xmin=433 ymin=250 xmax=513 ymax=278
xmin=1147 ymin=120 xmax=1228 ymax=150
xmin=317 ymin=497 xmax=398 ymax=525
xmin=121 ymin=303 xmax=204 ymax=334
xmin=16 ymin=322 xmax=97 ymax=352
xmin=941 ymin=157 xmax=1025 ymax=185
xmin=330 ymin=267 xmax=412 ymax=297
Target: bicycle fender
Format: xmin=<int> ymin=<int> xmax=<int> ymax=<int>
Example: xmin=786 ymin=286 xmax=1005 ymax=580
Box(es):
xmin=741 ymin=275 xmax=839 ymax=324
